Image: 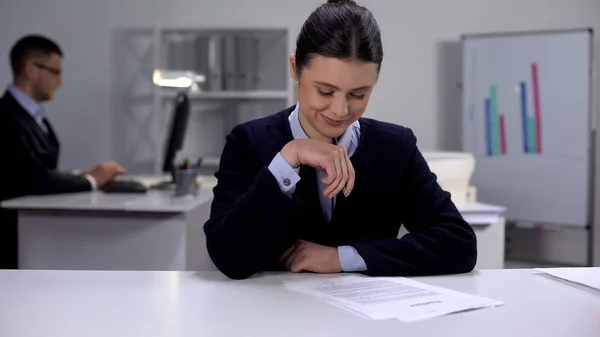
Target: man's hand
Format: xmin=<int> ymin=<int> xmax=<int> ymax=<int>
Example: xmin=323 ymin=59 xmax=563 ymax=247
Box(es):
xmin=280 ymin=240 xmax=342 ymax=273
xmin=82 ymin=161 xmax=126 ymax=187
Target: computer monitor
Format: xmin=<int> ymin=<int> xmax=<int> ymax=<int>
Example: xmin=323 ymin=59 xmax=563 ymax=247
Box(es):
xmin=162 ymin=92 xmax=191 ymax=178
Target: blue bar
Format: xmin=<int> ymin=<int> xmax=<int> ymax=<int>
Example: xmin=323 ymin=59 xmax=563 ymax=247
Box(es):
xmin=520 ymin=81 xmax=529 ymax=154
xmin=485 ymin=98 xmax=492 ymax=156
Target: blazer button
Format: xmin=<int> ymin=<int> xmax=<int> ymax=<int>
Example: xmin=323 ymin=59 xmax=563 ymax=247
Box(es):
xmin=283 ymin=178 xmax=291 ymax=186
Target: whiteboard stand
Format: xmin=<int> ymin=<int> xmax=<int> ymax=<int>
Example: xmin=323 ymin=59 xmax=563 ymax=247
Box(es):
xmin=593 ymin=115 xmax=600 ymax=267
xmin=590 ymin=39 xmax=600 ymax=267
xmin=461 ymin=28 xmax=597 ymax=267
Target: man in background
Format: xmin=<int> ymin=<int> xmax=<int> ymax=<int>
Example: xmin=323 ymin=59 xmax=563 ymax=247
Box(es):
xmin=0 ymin=35 xmax=125 ymax=268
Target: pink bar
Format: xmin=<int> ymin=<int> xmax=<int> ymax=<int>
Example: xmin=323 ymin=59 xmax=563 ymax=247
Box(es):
xmin=532 ymin=62 xmax=542 ymax=153
xmin=499 ymin=114 xmax=507 ymax=154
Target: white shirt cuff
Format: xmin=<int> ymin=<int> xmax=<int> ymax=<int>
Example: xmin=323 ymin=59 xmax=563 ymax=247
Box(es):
xmin=84 ymin=174 xmax=97 ymax=190
xmin=338 ymin=245 xmax=367 ymax=272
xmin=267 ymin=152 xmax=301 ymax=197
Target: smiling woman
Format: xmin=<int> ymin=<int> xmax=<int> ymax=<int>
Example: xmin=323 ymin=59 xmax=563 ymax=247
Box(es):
xmin=203 ymin=0 xmax=477 ymax=280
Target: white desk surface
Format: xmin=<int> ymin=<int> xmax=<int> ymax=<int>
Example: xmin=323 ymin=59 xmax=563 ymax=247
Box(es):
xmin=1 ymin=269 xmax=598 ymax=337
xmin=0 ymin=187 xmax=214 ymax=213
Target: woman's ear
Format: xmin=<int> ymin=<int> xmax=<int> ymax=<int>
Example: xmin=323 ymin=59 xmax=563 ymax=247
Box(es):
xmin=289 ymin=54 xmax=298 ymax=82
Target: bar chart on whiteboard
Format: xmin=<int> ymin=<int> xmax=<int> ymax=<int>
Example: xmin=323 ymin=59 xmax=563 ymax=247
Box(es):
xmin=462 ymin=30 xmax=592 ymax=227
xmin=483 ymin=63 xmax=543 ymax=157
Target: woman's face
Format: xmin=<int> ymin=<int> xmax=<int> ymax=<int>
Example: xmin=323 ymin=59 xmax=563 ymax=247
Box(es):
xmin=290 ymin=55 xmax=378 ymax=142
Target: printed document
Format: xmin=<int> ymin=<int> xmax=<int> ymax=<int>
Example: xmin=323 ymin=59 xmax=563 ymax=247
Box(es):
xmin=283 ymin=275 xmax=504 ymax=322
xmin=535 ymin=268 xmax=600 ymax=293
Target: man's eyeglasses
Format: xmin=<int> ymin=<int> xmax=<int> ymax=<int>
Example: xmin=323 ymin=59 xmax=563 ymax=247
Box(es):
xmin=34 ymin=62 xmax=62 ymax=76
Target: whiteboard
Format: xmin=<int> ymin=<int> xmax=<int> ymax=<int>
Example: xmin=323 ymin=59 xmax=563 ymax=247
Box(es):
xmin=461 ymin=29 xmax=593 ymax=227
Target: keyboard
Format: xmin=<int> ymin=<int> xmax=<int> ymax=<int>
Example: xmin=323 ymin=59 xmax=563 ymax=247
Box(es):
xmin=101 ymin=180 xmax=148 ymax=194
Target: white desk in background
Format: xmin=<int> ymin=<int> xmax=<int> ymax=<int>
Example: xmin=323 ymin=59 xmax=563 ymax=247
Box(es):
xmin=0 ymin=176 xmax=218 ymax=271
xmin=1 ymin=268 xmax=598 ymax=337
xmin=2 ymin=176 xmax=505 ymax=271
xmin=458 ymin=202 xmax=506 ymax=269
xmin=398 ymin=202 xmax=506 ymax=270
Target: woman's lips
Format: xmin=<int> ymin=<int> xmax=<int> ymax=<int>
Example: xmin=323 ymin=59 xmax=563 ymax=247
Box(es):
xmin=320 ymin=113 xmax=344 ymax=126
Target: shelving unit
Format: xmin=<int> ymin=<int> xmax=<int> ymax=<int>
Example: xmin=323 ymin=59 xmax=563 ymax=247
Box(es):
xmin=114 ymin=27 xmax=295 ymax=175
xmin=158 ymin=89 xmax=290 ymax=101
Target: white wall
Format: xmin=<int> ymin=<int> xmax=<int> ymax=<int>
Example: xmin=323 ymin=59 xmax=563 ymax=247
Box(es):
xmin=0 ymin=0 xmax=598 ymax=169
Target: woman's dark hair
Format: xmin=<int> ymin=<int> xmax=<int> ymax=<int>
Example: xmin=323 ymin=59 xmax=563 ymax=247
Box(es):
xmin=295 ymin=0 xmax=383 ymax=75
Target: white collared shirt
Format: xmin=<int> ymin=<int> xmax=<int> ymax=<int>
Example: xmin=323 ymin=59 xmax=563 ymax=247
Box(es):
xmin=7 ymin=84 xmax=48 ymax=133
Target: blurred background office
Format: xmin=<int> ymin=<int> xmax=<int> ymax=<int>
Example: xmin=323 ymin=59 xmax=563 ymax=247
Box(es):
xmin=0 ymin=0 xmax=596 ymax=171
xmin=0 ymin=0 xmax=599 ymax=270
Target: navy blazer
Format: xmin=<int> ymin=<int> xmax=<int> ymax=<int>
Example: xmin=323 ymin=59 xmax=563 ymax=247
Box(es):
xmin=204 ymin=106 xmax=477 ymax=279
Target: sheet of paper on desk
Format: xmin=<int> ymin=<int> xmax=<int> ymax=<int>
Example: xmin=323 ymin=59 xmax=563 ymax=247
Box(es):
xmin=535 ymin=268 xmax=600 ymax=293
xmin=283 ymin=275 xmax=504 ymax=322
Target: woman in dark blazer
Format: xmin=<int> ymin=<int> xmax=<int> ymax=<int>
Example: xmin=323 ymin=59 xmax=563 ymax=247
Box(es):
xmin=204 ymin=0 xmax=477 ymax=280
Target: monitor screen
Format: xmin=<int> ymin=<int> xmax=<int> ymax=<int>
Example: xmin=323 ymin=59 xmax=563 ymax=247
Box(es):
xmin=162 ymin=92 xmax=191 ymax=175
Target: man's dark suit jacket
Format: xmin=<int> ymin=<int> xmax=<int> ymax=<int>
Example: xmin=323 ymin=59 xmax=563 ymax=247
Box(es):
xmin=0 ymin=90 xmax=91 ymax=201
xmin=0 ymin=90 xmax=91 ymax=268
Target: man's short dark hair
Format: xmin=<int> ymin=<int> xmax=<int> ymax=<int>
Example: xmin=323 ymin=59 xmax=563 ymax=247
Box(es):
xmin=10 ymin=35 xmax=63 ymax=78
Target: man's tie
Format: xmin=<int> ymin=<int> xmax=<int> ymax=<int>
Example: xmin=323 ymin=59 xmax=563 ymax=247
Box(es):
xmin=36 ymin=117 xmax=49 ymax=134
xmin=35 ymin=107 xmax=49 ymax=134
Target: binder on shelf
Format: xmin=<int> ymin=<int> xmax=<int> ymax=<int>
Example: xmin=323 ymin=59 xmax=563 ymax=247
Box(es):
xmin=247 ymin=36 xmax=260 ymax=90
xmin=221 ymin=35 xmax=237 ymax=91
xmin=207 ymin=35 xmax=223 ymax=91
xmin=193 ymin=36 xmax=210 ymax=91
xmin=167 ymin=36 xmax=196 ymax=73
xmin=234 ymin=36 xmax=260 ymax=91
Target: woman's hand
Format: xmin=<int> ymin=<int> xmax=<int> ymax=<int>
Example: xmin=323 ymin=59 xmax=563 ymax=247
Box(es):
xmin=280 ymin=240 xmax=342 ymax=273
xmin=280 ymin=139 xmax=354 ymax=198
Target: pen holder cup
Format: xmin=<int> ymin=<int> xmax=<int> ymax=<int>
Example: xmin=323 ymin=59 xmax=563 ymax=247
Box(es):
xmin=174 ymin=169 xmax=199 ymax=197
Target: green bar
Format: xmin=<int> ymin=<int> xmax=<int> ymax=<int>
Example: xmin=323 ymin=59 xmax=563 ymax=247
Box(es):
xmin=490 ymin=85 xmax=501 ymax=155
xmin=527 ymin=116 xmax=537 ymax=153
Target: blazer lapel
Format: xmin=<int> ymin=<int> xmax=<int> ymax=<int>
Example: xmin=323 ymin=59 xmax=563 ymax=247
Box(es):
xmin=2 ymin=92 xmax=60 ymax=163
xmin=22 ymin=111 xmax=56 ymax=153
xmin=42 ymin=118 xmax=60 ymax=149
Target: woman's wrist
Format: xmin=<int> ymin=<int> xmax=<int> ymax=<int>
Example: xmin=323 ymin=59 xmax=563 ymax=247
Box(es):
xmin=280 ymin=140 xmax=300 ymax=168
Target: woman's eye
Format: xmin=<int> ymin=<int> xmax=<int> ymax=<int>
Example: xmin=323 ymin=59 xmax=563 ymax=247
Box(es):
xmin=350 ymin=93 xmax=366 ymax=99
xmin=318 ymin=90 xmax=334 ymax=97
